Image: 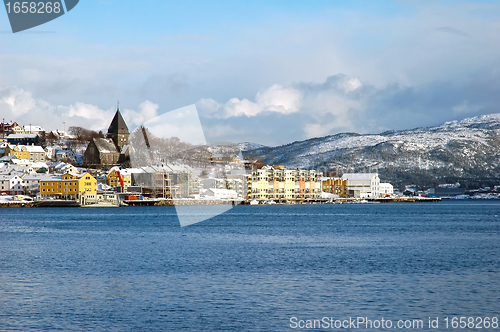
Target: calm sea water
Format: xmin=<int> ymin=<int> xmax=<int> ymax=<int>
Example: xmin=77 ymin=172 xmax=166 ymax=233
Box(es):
xmin=0 ymin=201 xmax=499 ymax=331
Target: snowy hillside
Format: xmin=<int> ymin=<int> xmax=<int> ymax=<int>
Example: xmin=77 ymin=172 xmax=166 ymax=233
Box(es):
xmin=245 ymin=113 xmax=500 ymax=189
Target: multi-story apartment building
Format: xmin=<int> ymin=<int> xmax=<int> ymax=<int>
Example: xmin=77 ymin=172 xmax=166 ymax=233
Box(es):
xmin=251 ymin=166 xmax=322 ymax=201
xmin=251 ymin=166 xmax=273 ymax=200
xmin=40 ymin=172 xmax=97 ymax=202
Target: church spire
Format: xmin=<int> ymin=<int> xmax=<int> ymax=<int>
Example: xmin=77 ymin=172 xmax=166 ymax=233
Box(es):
xmin=107 ymin=102 xmax=129 ymax=150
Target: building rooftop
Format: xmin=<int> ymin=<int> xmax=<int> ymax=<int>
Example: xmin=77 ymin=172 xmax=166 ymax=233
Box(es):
xmin=107 ymin=109 xmax=129 ymax=135
xmin=341 ymin=173 xmax=379 ymax=180
xmin=93 ymin=138 xmax=119 ymax=154
xmin=6 ymin=134 xmax=38 ymax=139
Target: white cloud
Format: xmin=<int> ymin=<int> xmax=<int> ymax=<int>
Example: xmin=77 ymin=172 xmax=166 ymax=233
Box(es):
xmin=198 ymin=75 xmax=366 ymax=140
xmin=303 ymin=122 xmax=338 ymax=138
xmin=255 ymin=84 xmax=303 ymax=114
xmin=122 ymin=100 xmax=159 ymax=128
xmin=0 ymin=86 xmax=38 ymax=115
xmin=0 ymin=85 xmax=161 ymax=133
xmin=60 ymin=102 xmax=114 ymax=131
xmin=198 ymin=84 xmax=303 ymax=118
xmin=196 ymin=98 xmax=222 ymax=117
xmin=223 ymin=97 xmax=262 ymax=117
xmin=342 ymin=77 xmax=362 ymax=93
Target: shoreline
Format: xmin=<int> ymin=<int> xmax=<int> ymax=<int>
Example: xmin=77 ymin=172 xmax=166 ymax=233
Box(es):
xmin=0 ymin=196 xmax=443 ymax=208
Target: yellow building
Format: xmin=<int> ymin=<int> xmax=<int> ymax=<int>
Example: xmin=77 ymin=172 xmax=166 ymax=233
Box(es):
xmin=40 ymin=172 xmax=97 ymax=201
xmin=322 ymin=177 xmax=348 ymax=198
xmin=6 ymin=144 xmax=46 ymax=162
xmin=283 ymin=169 xmax=297 ymax=200
xmin=251 ymin=167 xmax=272 ymax=200
xmin=251 ymin=166 xmax=322 ymax=201
xmin=107 ymin=167 xmax=132 ymax=188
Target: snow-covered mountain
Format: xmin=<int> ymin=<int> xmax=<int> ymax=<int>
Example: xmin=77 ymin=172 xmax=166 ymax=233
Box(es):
xmin=245 ymin=113 xmax=500 ymax=189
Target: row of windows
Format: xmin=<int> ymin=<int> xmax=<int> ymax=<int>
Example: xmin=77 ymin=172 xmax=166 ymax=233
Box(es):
xmin=42 ymin=182 xmax=78 ymax=186
xmin=42 ymin=188 xmax=75 ymax=192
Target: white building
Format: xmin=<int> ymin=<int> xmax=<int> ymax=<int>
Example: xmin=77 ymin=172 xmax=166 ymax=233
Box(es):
xmin=379 ymin=183 xmax=394 ymax=197
xmin=21 ymin=173 xmax=54 ymax=195
xmin=55 ymin=150 xmax=76 ymax=161
xmin=0 ymin=174 xmax=24 ymax=194
xmin=50 ymin=162 xmax=78 ymax=174
xmin=24 ymin=125 xmax=45 ymax=135
xmin=341 ymin=173 xmax=380 ymax=198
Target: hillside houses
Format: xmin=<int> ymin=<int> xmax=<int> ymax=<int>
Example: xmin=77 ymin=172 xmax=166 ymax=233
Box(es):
xmin=0 ymin=109 xmax=400 ymax=204
xmin=0 ymin=173 xmax=24 ymax=195
xmin=5 ymin=144 xmax=46 ymax=162
xmin=6 ymin=134 xmax=40 ymax=145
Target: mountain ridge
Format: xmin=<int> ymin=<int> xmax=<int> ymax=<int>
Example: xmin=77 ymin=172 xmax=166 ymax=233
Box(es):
xmin=244 ymin=113 xmax=500 ymax=190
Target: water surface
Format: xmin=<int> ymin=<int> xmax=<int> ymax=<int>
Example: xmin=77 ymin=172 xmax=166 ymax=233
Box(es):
xmin=0 ymin=201 xmax=499 ymax=331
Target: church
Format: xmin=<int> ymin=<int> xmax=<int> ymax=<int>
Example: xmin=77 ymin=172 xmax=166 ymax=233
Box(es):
xmin=83 ymin=107 xmax=130 ymax=167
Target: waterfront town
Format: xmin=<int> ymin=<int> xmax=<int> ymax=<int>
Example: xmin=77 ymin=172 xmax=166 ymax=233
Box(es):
xmin=0 ymin=108 xmax=492 ymax=207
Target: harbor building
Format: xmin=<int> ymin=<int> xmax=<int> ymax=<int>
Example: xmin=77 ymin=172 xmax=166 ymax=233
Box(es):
xmin=40 ymin=172 xmax=97 ymax=202
xmin=251 ymin=166 xmax=322 ymax=201
xmin=379 ymin=183 xmax=394 ymax=197
xmin=342 ymin=173 xmax=380 ymax=198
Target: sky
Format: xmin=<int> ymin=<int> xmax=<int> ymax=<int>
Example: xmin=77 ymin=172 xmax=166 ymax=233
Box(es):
xmin=1 ymin=0 xmax=499 ymax=146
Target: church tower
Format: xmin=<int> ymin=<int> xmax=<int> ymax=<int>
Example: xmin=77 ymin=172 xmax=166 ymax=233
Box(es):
xmin=107 ymin=103 xmax=129 ymax=151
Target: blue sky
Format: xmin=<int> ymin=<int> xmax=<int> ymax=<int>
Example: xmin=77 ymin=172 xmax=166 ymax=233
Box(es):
xmin=1 ymin=0 xmax=500 ymax=145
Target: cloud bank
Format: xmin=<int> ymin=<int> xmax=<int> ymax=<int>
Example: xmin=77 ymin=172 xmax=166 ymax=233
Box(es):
xmin=0 ymin=86 xmax=159 ymax=133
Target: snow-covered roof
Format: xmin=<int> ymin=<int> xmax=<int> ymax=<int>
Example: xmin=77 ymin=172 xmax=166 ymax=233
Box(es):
xmin=0 ymin=155 xmax=17 ymax=162
xmin=10 ymin=159 xmax=33 ymax=165
xmin=22 ymin=174 xmax=55 ymax=181
xmin=341 ymin=173 xmax=378 ymax=180
xmin=93 ymin=138 xmax=118 ymax=154
xmin=23 ymin=145 xmax=45 ymax=153
xmin=206 ymin=188 xmax=238 ymax=194
xmin=55 ymin=149 xmax=74 ymax=154
xmin=320 ymin=177 xmax=342 ymax=181
xmin=6 ymin=134 xmax=38 ymax=139
xmin=25 ymin=126 xmax=45 ymax=132
xmin=107 ymin=166 xmax=132 ymax=176
xmin=0 ymin=174 xmax=22 ymax=180
xmin=0 ymin=164 xmax=18 ymax=174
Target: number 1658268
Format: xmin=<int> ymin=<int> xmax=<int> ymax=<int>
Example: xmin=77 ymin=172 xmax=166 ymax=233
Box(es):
xmin=5 ymin=2 xmax=62 ymax=14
